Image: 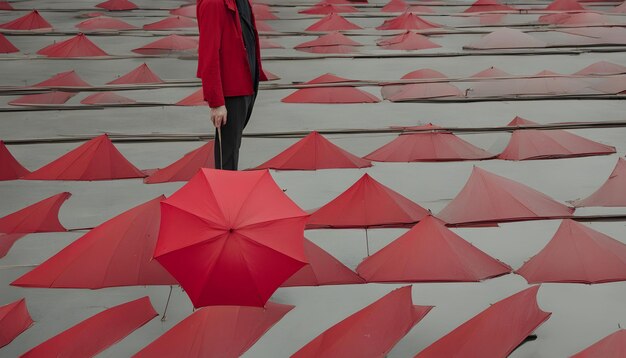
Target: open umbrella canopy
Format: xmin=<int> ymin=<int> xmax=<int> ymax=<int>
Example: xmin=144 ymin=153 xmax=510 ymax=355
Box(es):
xmin=76 ymin=16 xmax=137 ymax=30
xmin=365 ymin=124 xmax=495 ymax=162
xmin=0 ymin=1 xmax=13 ymax=10
xmin=437 ymin=167 xmax=574 ymax=225
xmin=282 ymin=238 xmax=364 ymax=287
xmin=306 ymin=13 xmax=362 ymax=31
xmin=21 ymin=297 xmax=157 ymax=358
xmin=143 ymin=16 xmax=197 ymax=30
xmin=574 ymin=61 xmax=626 ymax=75
xmin=471 ymin=66 xmax=511 ymax=78
xmin=80 ymin=92 xmax=137 ymax=105
xmin=376 ymin=12 xmax=441 ymax=30
xmin=415 ymin=286 xmax=551 ymax=357
xmin=545 ymin=0 xmax=585 ymax=11
xmin=176 ymin=88 xmax=206 ymax=106
xmin=0 ymin=10 xmax=52 ymax=30
xmin=144 ymin=141 xmax=215 ymax=184
xmin=134 ymin=302 xmax=293 ymax=358
xmin=0 ymin=298 xmax=33 ymax=348
xmin=33 ymin=70 xmax=91 ymax=88
xmin=0 ymin=33 xmax=18 ymax=53
xmin=516 ymin=219 xmax=626 ymax=284
xmin=253 ymin=4 xmax=279 ymax=20
xmin=170 ymin=4 xmax=196 ymax=18
xmin=307 ymin=173 xmax=430 ymax=229
xmin=132 ymin=35 xmax=198 ymax=55
xmin=0 ymin=192 xmax=70 ymax=234
xmin=96 ymin=0 xmax=138 ymax=11
xmin=574 ymin=157 xmax=626 ymax=207
xmin=382 ymin=0 xmax=410 ymax=12
xmin=253 ymin=131 xmax=372 ymax=170
xmin=463 ymin=0 xmax=514 ymax=12
xmin=357 ymin=215 xmax=511 ymax=282
xmin=299 ymin=3 xmax=359 ymax=14
xmin=37 ymin=33 xmax=108 ymax=58
xmin=9 ymin=91 xmax=76 ymax=106
xmin=571 ymin=329 xmax=626 ymax=357
xmin=0 ymin=140 xmax=29 ymax=180
xmin=260 ymin=38 xmax=283 ymax=49
xmin=377 ymin=31 xmax=440 ymax=50
xmin=292 ymin=286 xmax=433 ymax=357
xmin=23 ymin=134 xmax=145 ymax=181
xmin=108 ymin=63 xmax=164 ymax=85
xmin=464 ymin=28 xmax=547 ymax=50
xmin=295 ymin=31 xmax=362 ymax=54
xmin=282 ymin=74 xmax=379 ymax=104
xmin=402 ymin=68 xmax=447 ymax=79
xmin=154 ymin=169 xmax=308 ymax=307
xmin=12 ymin=196 xmax=176 ymax=289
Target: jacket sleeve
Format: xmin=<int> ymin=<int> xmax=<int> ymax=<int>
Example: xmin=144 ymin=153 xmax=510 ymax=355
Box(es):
xmin=197 ymin=0 xmax=225 ymax=108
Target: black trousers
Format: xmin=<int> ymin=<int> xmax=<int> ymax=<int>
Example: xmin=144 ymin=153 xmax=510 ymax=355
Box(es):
xmin=214 ymin=93 xmax=256 ymax=170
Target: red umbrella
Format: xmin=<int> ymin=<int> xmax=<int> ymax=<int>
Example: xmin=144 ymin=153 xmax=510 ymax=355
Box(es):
xmin=9 ymin=91 xmax=76 ymax=106
xmin=143 ymin=16 xmax=197 ymax=30
xmin=33 ymin=70 xmax=91 ymax=88
xmin=0 ymin=10 xmax=52 ymax=31
xmin=382 ymin=0 xmax=410 ymax=12
xmin=12 ymin=196 xmax=176 ymax=289
xmin=282 ymin=74 xmax=379 ymax=104
xmin=571 ymin=329 xmax=626 ymax=357
xmin=574 ymin=157 xmax=626 ymax=207
xmin=37 ymin=33 xmax=108 ymax=58
xmin=0 ymin=1 xmax=13 ymax=10
xmin=377 ymin=31 xmax=441 ymax=50
xmin=21 ymin=297 xmax=157 ymax=357
xmin=293 ymin=286 xmax=433 ymax=357
xmin=144 ymin=141 xmax=215 ymax=184
xmin=545 ymin=0 xmax=585 ymax=10
xmin=0 ymin=298 xmax=33 ymax=348
xmin=357 ymin=215 xmax=511 ymax=282
xmin=376 ymin=12 xmax=441 ymax=30
xmin=306 ymin=13 xmax=362 ymax=31
xmin=253 ymin=4 xmax=279 ymax=20
xmin=516 ymin=219 xmax=626 ymax=284
xmin=463 ymin=0 xmax=514 ymax=12
xmin=176 ymin=89 xmax=206 ymax=106
xmin=0 ymin=140 xmax=29 ymax=180
xmin=108 ymin=63 xmax=164 ymax=85
xmin=81 ymin=92 xmax=136 ymax=105
xmin=471 ymin=66 xmax=511 ymax=78
xmin=133 ymin=302 xmax=294 ymax=357
xmin=0 ymin=192 xmax=70 ymax=234
xmin=464 ymin=28 xmax=546 ymax=50
xmin=574 ymin=61 xmax=626 ymax=75
xmin=96 ymin=0 xmax=138 ymax=11
xmin=154 ymin=168 xmax=308 ymax=307
xmin=132 ymin=35 xmax=197 ymax=55
xmin=76 ymin=16 xmax=137 ymax=30
xmin=415 ymin=286 xmax=551 ymax=357
xmin=0 ymin=33 xmax=18 ymax=54
xmin=253 ymin=131 xmax=372 ymax=170
xmin=170 ymin=4 xmax=196 ymax=18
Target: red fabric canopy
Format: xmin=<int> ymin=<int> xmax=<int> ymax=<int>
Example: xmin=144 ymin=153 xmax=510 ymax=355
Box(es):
xmin=295 ymin=31 xmax=362 ymax=54
xmin=260 ymin=38 xmax=283 ymax=49
xmin=155 ymin=169 xmax=308 ymax=307
xmin=498 ymin=118 xmax=615 ymax=160
xmin=33 ymin=70 xmax=91 ymax=88
xmin=415 ymin=286 xmax=551 ymax=357
xmin=263 ymin=69 xmax=280 ymax=81
xmin=0 ymin=298 xmax=33 ymax=348
xmin=571 ymin=329 xmax=626 ymax=357
xmin=357 ymin=215 xmax=511 ymax=282
xmin=23 ymin=134 xmax=145 ymax=180
xmin=293 ymin=286 xmax=433 ymax=357
xmin=471 ymin=66 xmax=511 ymax=78
xmin=0 ymin=192 xmax=70 ymax=234
xmin=133 ymin=302 xmax=293 ymax=357
xmin=0 ymin=1 xmax=14 ymax=10
xmin=306 ymin=13 xmax=362 ymax=31
xmin=132 ymin=35 xmax=197 ymax=55
xmin=21 ymin=297 xmax=157 ymax=357
xmin=545 ymin=0 xmax=585 ymax=10
xmin=299 ymin=3 xmax=359 ymax=14
xmin=176 ymin=88 xmax=205 ymax=106
xmin=376 ymin=12 xmax=441 ymax=30
xmin=574 ymin=157 xmax=626 ymax=207
xmin=108 ymin=63 xmax=163 ymax=85
xmin=282 ymin=74 xmax=379 ymax=104
xmin=256 ymin=20 xmax=275 ymax=32
xmin=144 ymin=141 xmax=215 ymax=183
xmin=0 ymin=10 xmax=52 ymax=30
xmin=437 ymin=167 xmax=574 ymax=225
xmin=0 ymin=234 xmax=25 ymax=259
xmin=382 ymin=82 xmax=462 ymax=101
xmin=143 ymin=16 xmax=197 ymax=30
xmin=464 ymin=28 xmax=547 ymax=49
xmin=382 ymin=0 xmax=409 ymax=12
xmin=574 ymin=61 xmax=626 ymax=75
xmin=377 ymin=31 xmax=440 ymax=50
xmin=0 ymin=33 xmax=19 ymax=53
xmin=76 ymin=16 xmax=137 ymax=30
xmin=282 ymin=238 xmax=364 ymax=287
xmin=9 ymin=91 xmax=75 ymax=106
xmin=253 ymin=131 xmax=372 ymax=170
xmin=516 ymin=220 xmax=626 ymax=284
xmin=402 ymin=68 xmax=447 ymax=79
xmin=0 ymin=140 xmax=29 ymax=180
xmin=12 ymin=196 xmax=176 ymax=288
xmin=80 ymin=92 xmax=136 ymax=105
xmin=253 ymin=4 xmax=279 ymax=19
xmin=170 ymin=4 xmax=196 ymax=18
xmin=365 ymin=124 xmax=494 ymax=161
xmin=307 ymin=173 xmax=429 ymax=229
xmin=463 ymin=0 xmax=514 ymax=12
xmin=96 ymin=0 xmax=138 ymax=11
xmin=37 ymin=33 xmax=108 ymax=58
xmin=558 ymin=12 xmax=612 ymax=26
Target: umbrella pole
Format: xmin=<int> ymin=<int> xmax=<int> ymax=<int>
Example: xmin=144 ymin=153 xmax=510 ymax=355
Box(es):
xmin=161 ymin=285 xmax=173 ymax=322
xmin=217 ymin=126 xmax=223 ymax=170
xmin=365 ymin=228 xmax=370 ymax=257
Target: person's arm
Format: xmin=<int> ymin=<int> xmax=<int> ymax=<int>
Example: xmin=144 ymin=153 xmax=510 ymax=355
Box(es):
xmin=197 ymin=0 xmax=227 ymax=126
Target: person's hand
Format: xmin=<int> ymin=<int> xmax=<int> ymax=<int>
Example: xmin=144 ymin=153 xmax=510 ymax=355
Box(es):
xmin=210 ymin=105 xmax=227 ymax=128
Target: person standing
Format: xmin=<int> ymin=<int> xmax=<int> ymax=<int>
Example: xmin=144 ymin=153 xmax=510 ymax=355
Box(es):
xmin=196 ymin=0 xmax=267 ymax=170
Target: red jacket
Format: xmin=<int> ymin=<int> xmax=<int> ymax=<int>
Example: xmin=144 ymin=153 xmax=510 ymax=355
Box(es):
xmin=196 ymin=0 xmax=267 ymax=108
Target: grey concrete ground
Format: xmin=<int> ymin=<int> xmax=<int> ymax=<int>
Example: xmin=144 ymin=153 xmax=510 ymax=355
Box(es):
xmin=1 ymin=0 xmax=626 ymax=356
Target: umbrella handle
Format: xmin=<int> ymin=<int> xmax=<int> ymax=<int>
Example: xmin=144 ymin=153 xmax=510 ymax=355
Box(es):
xmin=217 ymin=126 xmax=223 ymax=170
